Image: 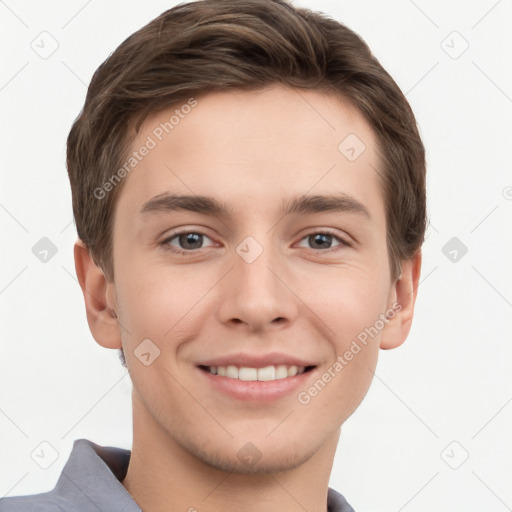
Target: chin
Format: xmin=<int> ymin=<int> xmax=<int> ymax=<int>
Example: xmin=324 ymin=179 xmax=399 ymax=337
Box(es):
xmin=180 ymin=433 xmax=318 ymax=474
xmin=200 ymin=445 xmax=315 ymax=475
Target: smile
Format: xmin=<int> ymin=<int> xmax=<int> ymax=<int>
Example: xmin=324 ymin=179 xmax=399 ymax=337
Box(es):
xmin=199 ymin=364 xmax=315 ymax=381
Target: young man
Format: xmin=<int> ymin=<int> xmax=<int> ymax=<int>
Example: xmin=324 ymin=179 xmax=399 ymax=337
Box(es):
xmin=0 ymin=0 xmax=425 ymax=510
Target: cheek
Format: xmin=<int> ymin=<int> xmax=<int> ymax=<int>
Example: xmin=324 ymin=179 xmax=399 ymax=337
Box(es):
xmin=114 ymin=261 xmax=216 ymax=350
xmin=296 ymin=266 xmax=388 ymax=405
xmin=315 ymin=346 xmax=379 ymax=427
xmin=295 ymin=275 xmax=384 ymax=424
xmin=306 ymin=265 xmax=390 ymax=343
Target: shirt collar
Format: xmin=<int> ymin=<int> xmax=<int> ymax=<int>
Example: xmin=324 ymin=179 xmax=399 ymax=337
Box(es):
xmin=54 ymin=439 xmax=141 ymax=511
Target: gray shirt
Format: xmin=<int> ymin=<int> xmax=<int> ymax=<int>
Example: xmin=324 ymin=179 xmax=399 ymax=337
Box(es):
xmin=0 ymin=439 xmax=355 ymax=511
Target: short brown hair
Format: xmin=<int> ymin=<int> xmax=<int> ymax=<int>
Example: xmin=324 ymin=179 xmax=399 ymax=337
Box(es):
xmin=67 ymin=0 xmax=426 ymax=283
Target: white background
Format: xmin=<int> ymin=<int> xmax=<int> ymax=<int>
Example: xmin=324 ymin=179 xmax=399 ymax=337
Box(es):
xmin=1 ymin=1 xmax=511 ymax=510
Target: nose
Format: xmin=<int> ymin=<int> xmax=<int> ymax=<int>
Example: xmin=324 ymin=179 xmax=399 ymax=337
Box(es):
xmin=216 ymin=239 xmax=299 ymax=332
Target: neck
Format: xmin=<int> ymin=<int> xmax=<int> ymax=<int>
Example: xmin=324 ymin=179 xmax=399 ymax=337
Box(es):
xmin=122 ymin=392 xmax=340 ymax=512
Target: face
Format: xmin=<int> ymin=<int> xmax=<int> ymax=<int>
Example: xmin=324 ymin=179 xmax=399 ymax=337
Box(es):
xmin=108 ymin=85 xmax=398 ymax=473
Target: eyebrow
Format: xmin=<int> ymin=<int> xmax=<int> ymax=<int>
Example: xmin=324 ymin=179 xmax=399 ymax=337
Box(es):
xmin=140 ymin=192 xmax=371 ymax=220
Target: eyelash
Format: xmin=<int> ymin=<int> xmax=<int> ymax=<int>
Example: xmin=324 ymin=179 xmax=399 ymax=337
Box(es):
xmin=160 ymin=229 xmax=351 ymax=256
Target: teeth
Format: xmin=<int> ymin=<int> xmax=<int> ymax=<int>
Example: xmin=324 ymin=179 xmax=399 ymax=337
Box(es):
xmin=205 ymin=364 xmax=307 ymax=381
xmin=275 ymin=365 xmax=289 ymax=379
xmin=238 ymin=367 xmax=258 ymax=381
xmin=226 ymin=365 xmax=238 ymax=379
xmin=258 ymin=365 xmax=275 ymax=381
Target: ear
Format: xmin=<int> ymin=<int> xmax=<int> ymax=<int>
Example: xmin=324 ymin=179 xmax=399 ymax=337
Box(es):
xmin=74 ymin=240 xmax=121 ymax=350
xmin=380 ymin=250 xmax=422 ymax=350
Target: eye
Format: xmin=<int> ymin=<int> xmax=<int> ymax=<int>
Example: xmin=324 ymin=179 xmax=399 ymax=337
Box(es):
xmin=160 ymin=228 xmax=351 ymax=256
xmin=296 ymin=231 xmax=351 ymax=252
xmin=161 ymin=230 xmax=217 ymax=254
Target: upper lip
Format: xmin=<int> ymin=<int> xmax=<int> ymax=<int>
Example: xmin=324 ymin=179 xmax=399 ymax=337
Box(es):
xmin=197 ymin=352 xmax=317 ymax=369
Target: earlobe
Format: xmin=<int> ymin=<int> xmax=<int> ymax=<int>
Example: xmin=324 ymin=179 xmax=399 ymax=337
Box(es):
xmin=74 ymin=240 xmax=122 ymax=350
xmin=380 ymin=251 xmax=422 ymax=350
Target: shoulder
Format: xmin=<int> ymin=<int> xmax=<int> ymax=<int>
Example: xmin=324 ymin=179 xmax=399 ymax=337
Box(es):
xmin=0 ymin=438 xmax=137 ymax=512
xmin=328 ymin=487 xmax=355 ymax=512
xmin=0 ymin=491 xmax=75 ymax=512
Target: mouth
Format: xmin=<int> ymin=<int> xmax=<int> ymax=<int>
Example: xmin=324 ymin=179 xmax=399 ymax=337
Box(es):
xmin=195 ymin=352 xmax=319 ymax=401
xmin=198 ymin=364 xmax=316 ymax=381
xmin=196 ymin=361 xmax=318 ymax=402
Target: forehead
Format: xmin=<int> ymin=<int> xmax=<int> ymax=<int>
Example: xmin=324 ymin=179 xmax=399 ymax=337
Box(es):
xmin=115 ymin=85 xmax=385 ymax=226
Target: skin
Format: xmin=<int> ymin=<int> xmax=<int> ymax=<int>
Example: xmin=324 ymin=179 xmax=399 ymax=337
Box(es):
xmin=75 ymin=84 xmax=421 ymax=512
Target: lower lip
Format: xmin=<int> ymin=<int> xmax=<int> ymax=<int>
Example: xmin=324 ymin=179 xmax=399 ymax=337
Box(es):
xmin=197 ymin=367 xmax=316 ymax=402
